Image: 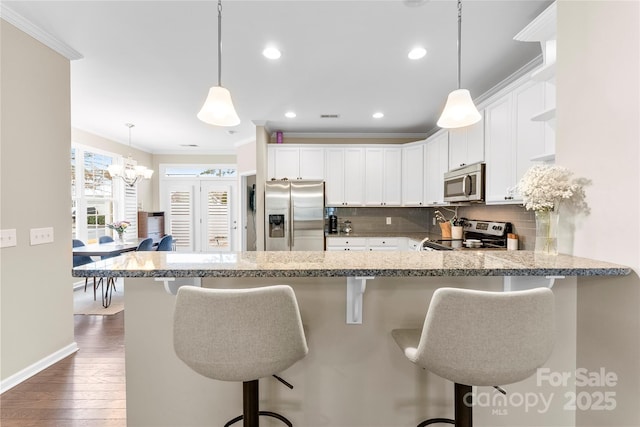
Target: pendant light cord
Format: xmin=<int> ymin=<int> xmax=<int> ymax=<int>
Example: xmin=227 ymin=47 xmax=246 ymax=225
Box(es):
xmin=217 ymin=0 xmax=222 ymax=87
xmin=457 ymin=0 xmax=462 ymax=90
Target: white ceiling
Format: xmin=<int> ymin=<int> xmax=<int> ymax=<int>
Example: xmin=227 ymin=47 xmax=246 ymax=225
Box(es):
xmin=3 ymin=0 xmax=551 ymax=154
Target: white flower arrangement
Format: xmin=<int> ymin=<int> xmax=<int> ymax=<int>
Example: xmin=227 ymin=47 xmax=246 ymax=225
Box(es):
xmin=518 ymin=164 xmax=586 ymax=212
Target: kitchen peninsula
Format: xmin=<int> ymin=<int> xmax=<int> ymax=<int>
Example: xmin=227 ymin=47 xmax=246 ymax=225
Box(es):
xmin=73 ymin=251 xmax=629 ymax=427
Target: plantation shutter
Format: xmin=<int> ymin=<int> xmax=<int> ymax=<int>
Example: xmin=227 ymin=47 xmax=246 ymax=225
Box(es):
xmin=123 ymin=174 xmax=138 ymax=239
xmin=168 ymin=185 xmax=194 ymax=251
xmin=202 ymin=185 xmax=230 ymax=252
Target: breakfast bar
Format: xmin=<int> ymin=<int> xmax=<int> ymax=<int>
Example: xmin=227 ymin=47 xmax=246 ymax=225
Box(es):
xmin=73 ymin=251 xmax=629 ymax=427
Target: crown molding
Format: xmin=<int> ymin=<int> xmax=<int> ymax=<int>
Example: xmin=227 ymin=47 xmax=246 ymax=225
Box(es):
xmin=0 ymin=4 xmax=83 ymax=60
xmin=513 ymin=1 xmax=556 ymax=42
xmin=267 ymin=132 xmax=428 ymax=139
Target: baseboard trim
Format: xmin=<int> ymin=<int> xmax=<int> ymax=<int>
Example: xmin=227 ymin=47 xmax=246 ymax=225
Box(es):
xmin=0 ymin=342 xmax=79 ymax=394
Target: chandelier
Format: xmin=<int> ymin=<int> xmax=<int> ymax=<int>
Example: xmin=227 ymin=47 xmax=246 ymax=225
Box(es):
xmin=107 ymin=123 xmax=154 ymax=187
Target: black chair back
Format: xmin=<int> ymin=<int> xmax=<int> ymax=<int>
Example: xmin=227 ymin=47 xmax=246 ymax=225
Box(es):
xmin=137 ymin=238 xmax=154 ymax=251
xmin=157 ymin=235 xmax=173 ymax=251
xmin=72 ymin=239 xmax=93 ymax=267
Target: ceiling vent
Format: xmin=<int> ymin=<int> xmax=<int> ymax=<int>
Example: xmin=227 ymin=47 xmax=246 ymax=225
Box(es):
xmin=320 ymin=114 xmax=340 ymax=119
xmin=180 ymin=144 xmax=199 ymax=147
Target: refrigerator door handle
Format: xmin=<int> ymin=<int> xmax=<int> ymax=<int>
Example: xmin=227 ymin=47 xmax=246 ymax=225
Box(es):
xmin=289 ymin=202 xmax=294 ymax=249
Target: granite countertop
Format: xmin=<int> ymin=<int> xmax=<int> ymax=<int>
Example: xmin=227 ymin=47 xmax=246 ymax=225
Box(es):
xmin=72 ymin=251 xmax=631 ymax=278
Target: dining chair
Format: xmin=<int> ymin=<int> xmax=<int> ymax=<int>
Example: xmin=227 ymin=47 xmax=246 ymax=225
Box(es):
xmin=156 ymin=235 xmax=173 ymax=251
xmin=73 ymin=239 xmax=100 ymax=301
xmin=136 ymin=237 xmax=154 ymax=251
xmin=391 ymin=287 xmax=555 ymax=427
xmin=98 ymin=235 xmax=118 ymax=292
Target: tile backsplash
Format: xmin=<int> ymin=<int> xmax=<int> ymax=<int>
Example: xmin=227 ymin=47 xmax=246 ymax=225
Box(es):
xmin=329 ymin=207 xmax=429 ymax=234
xmin=330 ymin=204 xmax=535 ymax=249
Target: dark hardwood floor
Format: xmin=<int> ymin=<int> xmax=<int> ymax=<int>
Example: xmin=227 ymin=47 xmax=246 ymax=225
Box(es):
xmin=1 ymin=312 xmax=126 ymax=427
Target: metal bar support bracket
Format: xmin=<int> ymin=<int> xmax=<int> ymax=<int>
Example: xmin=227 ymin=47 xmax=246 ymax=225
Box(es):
xmin=346 ymin=276 xmax=374 ymax=324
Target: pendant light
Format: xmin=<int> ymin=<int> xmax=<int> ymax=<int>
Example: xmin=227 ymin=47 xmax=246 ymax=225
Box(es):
xmin=437 ymin=0 xmax=481 ymax=129
xmin=107 ymin=123 xmax=154 ymax=187
xmin=197 ymin=0 xmax=240 ymax=127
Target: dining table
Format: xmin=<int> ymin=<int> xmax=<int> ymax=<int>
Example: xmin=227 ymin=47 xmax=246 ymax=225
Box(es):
xmin=72 ymin=240 xmax=142 ymax=307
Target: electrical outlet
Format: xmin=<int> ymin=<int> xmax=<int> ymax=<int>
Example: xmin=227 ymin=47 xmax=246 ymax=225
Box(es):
xmin=0 ymin=229 xmax=17 ymax=248
xmin=432 ymin=218 xmax=436 ymax=226
xmin=386 ymin=217 xmax=392 ymax=225
xmin=30 ymin=227 xmax=54 ymax=245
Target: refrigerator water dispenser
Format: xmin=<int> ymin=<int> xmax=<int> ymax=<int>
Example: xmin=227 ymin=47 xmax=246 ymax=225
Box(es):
xmin=268 ymin=214 xmax=285 ymax=238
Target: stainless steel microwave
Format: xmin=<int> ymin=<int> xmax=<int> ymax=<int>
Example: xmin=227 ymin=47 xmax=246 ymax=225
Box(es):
xmin=443 ymin=163 xmax=485 ymax=203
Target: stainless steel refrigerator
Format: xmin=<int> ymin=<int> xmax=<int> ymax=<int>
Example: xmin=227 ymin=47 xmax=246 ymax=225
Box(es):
xmin=265 ymin=180 xmax=325 ymax=251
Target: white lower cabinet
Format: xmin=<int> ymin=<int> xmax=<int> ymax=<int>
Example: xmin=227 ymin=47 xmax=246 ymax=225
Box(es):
xmin=325 ymin=237 xmax=367 ymax=251
xmin=326 ymin=236 xmax=408 ymax=251
xmin=366 ymin=237 xmax=401 ymax=251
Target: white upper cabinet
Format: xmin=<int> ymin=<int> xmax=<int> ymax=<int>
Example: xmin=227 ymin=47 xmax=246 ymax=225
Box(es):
xmin=401 ymin=142 xmax=425 ymax=206
xmin=267 ymin=145 xmax=325 ymax=180
xmin=424 ymin=131 xmax=449 ymax=206
xmin=448 ymin=113 xmax=485 ymax=170
xmin=325 ymin=147 xmax=365 ymax=207
xmin=364 ymin=147 xmax=402 ymax=206
xmin=485 ymin=79 xmax=546 ymax=204
xmin=514 ymin=1 xmax=556 ymax=162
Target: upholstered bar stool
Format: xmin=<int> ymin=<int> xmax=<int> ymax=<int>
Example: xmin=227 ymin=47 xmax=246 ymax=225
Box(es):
xmin=392 ymin=287 xmax=555 ymax=427
xmin=173 ymin=285 xmax=308 ymax=427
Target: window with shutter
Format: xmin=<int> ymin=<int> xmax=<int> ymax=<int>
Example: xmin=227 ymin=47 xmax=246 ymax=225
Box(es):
xmin=168 ymin=186 xmax=194 ymax=251
xmin=203 ymin=185 xmax=230 ymax=251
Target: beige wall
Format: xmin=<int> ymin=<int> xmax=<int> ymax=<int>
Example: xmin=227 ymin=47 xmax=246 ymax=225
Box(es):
xmin=236 ymin=140 xmax=256 ymax=175
xmin=557 ymin=1 xmax=640 ymax=425
xmin=0 ymin=21 xmax=75 ymax=384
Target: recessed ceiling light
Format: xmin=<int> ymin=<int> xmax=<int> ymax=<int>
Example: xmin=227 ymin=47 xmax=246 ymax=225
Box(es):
xmin=408 ymin=47 xmax=427 ymax=60
xmin=373 ymin=112 xmax=384 ymax=119
xmin=262 ymin=47 xmax=281 ymax=60
xmin=285 ymin=111 xmax=296 ymax=118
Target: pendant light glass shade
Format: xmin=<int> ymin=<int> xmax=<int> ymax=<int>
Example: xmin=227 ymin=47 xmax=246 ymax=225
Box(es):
xmin=437 ymin=0 xmax=481 ymax=129
xmin=198 ymin=0 xmax=240 ymax=127
xmin=197 ymin=86 xmax=240 ymax=126
xmin=436 ymin=89 xmax=481 ymax=128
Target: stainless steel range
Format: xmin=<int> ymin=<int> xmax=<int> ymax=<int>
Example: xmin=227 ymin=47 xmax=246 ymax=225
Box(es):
xmin=419 ymin=220 xmax=513 ymax=251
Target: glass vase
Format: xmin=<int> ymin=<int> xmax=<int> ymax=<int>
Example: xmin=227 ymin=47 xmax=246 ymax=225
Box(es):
xmin=116 ymin=231 xmax=124 ymax=242
xmin=535 ymin=210 xmax=559 ymax=255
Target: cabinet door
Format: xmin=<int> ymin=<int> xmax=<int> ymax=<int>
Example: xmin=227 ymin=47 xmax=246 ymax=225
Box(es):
xmin=448 ymin=114 xmax=484 ymax=170
xmin=484 ymin=95 xmax=515 ymax=203
xmin=383 ymin=147 xmax=402 ymax=206
xmin=466 ymin=113 xmax=485 ymax=165
xmin=343 ymin=148 xmax=365 ymax=206
xmin=299 ymin=147 xmax=325 ymax=180
xmin=324 ymin=148 xmax=345 ymax=206
xmin=424 ymin=132 xmax=449 ymax=205
xmin=273 ymin=147 xmax=300 ymax=180
xmin=402 ymin=143 xmax=425 ymax=206
xmin=364 ymin=147 xmax=384 ymax=206
xmin=513 ymin=81 xmax=546 ymax=200
xmin=448 ymin=129 xmax=466 ymax=170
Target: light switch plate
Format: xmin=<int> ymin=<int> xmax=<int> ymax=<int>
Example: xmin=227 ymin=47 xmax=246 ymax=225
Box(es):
xmin=0 ymin=229 xmax=17 ymax=248
xmin=30 ymin=227 xmax=54 ymax=245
